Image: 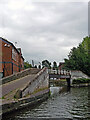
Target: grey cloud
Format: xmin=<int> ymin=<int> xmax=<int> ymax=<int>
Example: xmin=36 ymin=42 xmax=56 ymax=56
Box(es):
xmin=0 ymin=1 xmax=88 ymax=63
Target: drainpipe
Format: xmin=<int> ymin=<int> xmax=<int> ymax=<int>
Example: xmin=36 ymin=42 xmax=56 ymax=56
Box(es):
xmin=3 ymin=62 xmax=5 ymax=77
xmin=12 ymin=62 xmax=13 ymax=74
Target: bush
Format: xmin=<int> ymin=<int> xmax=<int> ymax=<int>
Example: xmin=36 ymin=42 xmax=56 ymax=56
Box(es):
xmin=72 ymin=78 xmax=90 ymax=84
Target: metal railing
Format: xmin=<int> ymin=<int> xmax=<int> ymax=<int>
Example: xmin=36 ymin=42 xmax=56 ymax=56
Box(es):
xmin=48 ymin=69 xmax=71 ymax=75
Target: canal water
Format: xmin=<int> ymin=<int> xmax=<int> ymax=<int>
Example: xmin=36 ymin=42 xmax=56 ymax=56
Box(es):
xmin=3 ymin=85 xmax=90 ymax=120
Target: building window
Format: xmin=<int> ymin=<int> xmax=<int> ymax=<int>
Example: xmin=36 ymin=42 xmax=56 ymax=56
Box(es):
xmin=12 ymin=48 xmax=17 ymax=61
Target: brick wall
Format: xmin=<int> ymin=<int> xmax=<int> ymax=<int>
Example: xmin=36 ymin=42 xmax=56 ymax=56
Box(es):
xmin=12 ymin=49 xmax=20 ymax=74
xmin=1 ymin=38 xmax=24 ymax=77
xmin=2 ymin=40 xmax=12 ymax=76
xmin=21 ymin=57 xmax=24 ymax=71
xmin=0 ymin=40 xmax=2 ymax=72
xmin=0 ymin=39 xmax=3 ymax=79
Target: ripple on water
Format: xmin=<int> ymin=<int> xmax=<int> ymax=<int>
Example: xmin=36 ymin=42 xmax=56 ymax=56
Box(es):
xmin=5 ymin=87 xmax=90 ymax=119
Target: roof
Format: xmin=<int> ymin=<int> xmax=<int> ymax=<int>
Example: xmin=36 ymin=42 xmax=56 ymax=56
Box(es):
xmin=17 ymin=48 xmax=24 ymax=60
xmin=59 ymin=62 xmax=65 ymax=64
xmin=0 ymin=37 xmax=24 ymax=60
xmin=21 ymin=55 xmax=24 ymax=60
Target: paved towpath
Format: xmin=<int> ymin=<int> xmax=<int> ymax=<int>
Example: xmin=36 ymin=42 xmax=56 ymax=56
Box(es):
xmin=1 ymin=74 xmax=36 ymax=96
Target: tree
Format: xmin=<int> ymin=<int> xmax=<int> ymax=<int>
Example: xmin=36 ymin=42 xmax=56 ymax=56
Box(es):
xmin=42 ymin=60 xmax=51 ymax=69
xmin=53 ymin=61 xmax=57 ymax=70
xmin=38 ymin=65 xmax=41 ymax=69
xmin=34 ymin=65 xmax=37 ymax=68
xmin=82 ymin=36 xmax=90 ymax=55
xmin=64 ymin=36 xmax=90 ymax=76
xmin=24 ymin=61 xmax=32 ymax=69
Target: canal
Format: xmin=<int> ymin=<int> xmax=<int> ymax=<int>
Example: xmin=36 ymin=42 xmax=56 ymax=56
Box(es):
xmin=3 ymin=85 xmax=90 ymax=119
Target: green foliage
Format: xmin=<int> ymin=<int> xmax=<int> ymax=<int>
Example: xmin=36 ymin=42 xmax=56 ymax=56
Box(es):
xmin=34 ymin=65 xmax=37 ymax=68
xmin=73 ymin=78 xmax=90 ymax=84
xmin=82 ymin=36 xmax=90 ymax=54
xmin=38 ymin=65 xmax=41 ymax=69
xmin=14 ymin=89 xmax=22 ymax=99
xmin=42 ymin=60 xmax=51 ymax=69
xmin=64 ymin=36 xmax=90 ymax=76
xmin=0 ymin=96 xmax=5 ymax=99
xmin=24 ymin=61 xmax=32 ymax=69
xmin=53 ymin=61 xmax=58 ymax=70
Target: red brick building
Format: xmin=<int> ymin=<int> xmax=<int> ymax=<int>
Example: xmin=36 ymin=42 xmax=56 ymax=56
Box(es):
xmin=0 ymin=37 xmax=24 ymax=78
xmin=59 ymin=62 xmax=64 ymax=72
xmin=59 ymin=62 xmax=64 ymax=69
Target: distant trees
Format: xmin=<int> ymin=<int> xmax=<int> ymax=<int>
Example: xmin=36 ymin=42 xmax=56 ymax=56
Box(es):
xmin=42 ymin=60 xmax=51 ymax=69
xmin=53 ymin=61 xmax=57 ymax=70
xmin=38 ymin=65 xmax=41 ymax=69
xmin=42 ymin=60 xmax=59 ymax=70
xmin=34 ymin=65 xmax=37 ymax=68
xmin=24 ymin=60 xmax=58 ymax=70
xmin=24 ymin=61 xmax=32 ymax=69
xmin=64 ymin=36 xmax=90 ymax=76
xmin=24 ymin=61 xmax=38 ymax=69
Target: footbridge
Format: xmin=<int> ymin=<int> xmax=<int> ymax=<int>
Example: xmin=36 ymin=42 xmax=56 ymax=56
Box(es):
xmin=1 ymin=68 xmax=50 ymax=115
xmin=48 ymin=69 xmax=71 ymax=87
xmin=1 ymin=68 xmax=49 ymax=101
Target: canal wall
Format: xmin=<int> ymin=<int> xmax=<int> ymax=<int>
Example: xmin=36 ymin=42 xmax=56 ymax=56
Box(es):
xmin=71 ymin=70 xmax=90 ymax=84
xmin=1 ymin=68 xmax=50 ymax=115
xmin=71 ymin=83 xmax=90 ymax=87
xmin=2 ymin=89 xmax=50 ymax=116
xmin=1 ymin=68 xmax=41 ymax=84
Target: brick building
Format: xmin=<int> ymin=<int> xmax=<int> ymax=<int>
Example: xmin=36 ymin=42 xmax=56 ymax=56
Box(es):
xmin=59 ymin=62 xmax=65 ymax=72
xmin=59 ymin=62 xmax=64 ymax=69
xmin=0 ymin=37 xmax=24 ymax=78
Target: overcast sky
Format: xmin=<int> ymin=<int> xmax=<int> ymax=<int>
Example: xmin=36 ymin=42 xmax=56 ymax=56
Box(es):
xmin=0 ymin=0 xmax=88 ymax=65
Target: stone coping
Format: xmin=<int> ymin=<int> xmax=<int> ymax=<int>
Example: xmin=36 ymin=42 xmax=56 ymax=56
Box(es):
xmin=1 ymin=68 xmax=41 ymax=84
xmin=2 ymin=88 xmax=50 ymax=105
xmin=21 ymin=67 xmax=47 ymax=92
xmin=2 ymin=88 xmax=50 ymax=116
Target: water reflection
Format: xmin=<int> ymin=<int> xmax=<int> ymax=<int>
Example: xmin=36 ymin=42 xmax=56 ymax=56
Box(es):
xmin=50 ymin=87 xmax=63 ymax=95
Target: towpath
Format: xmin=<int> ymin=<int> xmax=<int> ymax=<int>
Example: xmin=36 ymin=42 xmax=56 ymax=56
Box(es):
xmin=1 ymin=74 xmax=36 ymax=96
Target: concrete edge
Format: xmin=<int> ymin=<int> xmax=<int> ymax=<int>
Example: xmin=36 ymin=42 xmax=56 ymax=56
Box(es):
xmin=71 ymin=83 xmax=90 ymax=87
xmin=1 ymin=68 xmax=41 ymax=85
xmin=2 ymin=88 xmax=50 ymax=116
xmin=21 ymin=68 xmax=47 ymax=92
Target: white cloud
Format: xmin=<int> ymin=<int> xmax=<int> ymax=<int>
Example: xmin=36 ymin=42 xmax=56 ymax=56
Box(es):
xmin=0 ymin=1 xmax=88 ymax=64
